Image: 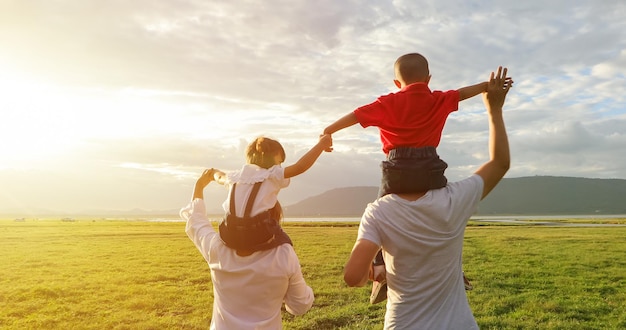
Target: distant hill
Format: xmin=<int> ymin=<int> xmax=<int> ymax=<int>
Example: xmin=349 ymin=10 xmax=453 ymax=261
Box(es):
xmin=284 ymin=186 xmax=379 ymax=217
xmin=284 ymin=176 xmax=626 ymax=217
xmin=6 ymin=176 xmax=624 ymax=218
xmin=478 ymin=176 xmax=626 ymax=215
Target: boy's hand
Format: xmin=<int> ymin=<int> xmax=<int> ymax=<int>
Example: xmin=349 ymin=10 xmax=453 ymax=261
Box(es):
xmin=320 ymin=134 xmax=333 ymax=152
xmin=504 ymin=77 xmax=514 ymax=89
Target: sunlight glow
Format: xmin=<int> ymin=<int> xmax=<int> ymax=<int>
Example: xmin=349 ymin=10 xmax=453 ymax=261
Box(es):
xmin=0 ymin=65 xmax=297 ymax=171
xmin=0 ymin=67 xmax=234 ymax=169
xmin=0 ymin=70 xmax=172 ymax=169
xmin=0 ymin=71 xmax=80 ymax=168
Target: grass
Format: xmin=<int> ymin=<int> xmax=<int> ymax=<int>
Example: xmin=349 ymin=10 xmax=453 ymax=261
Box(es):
xmin=1 ymin=219 xmax=625 ymax=329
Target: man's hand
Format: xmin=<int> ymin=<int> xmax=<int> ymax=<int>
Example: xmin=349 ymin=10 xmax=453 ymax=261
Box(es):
xmin=476 ymin=66 xmax=512 ymax=199
xmin=483 ymin=66 xmax=512 ymax=112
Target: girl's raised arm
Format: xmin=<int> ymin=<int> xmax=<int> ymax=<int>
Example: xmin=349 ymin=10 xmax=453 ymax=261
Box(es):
xmin=212 ymin=169 xmax=227 ymax=186
xmin=283 ymin=134 xmax=332 ymax=179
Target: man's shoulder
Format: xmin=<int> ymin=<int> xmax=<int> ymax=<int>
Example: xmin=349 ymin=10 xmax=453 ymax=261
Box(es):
xmin=448 ymin=174 xmax=483 ymax=191
xmin=443 ymin=175 xmax=484 ymax=204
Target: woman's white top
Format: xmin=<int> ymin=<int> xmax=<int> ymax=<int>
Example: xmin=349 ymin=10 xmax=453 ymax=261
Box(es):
xmin=181 ymin=198 xmax=313 ymax=329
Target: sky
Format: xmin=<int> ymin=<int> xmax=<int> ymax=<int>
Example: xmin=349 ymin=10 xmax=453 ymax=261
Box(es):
xmin=1 ymin=0 xmax=625 ymax=215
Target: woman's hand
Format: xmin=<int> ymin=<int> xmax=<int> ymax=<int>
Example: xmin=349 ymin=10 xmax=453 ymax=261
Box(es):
xmin=192 ymin=168 xmax=215 ymax=200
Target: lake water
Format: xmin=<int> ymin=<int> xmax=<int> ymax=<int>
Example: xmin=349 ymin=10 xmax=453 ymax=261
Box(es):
xmin=148 ymin=216 xmax=359 ymax=223
xmin=283 ymin=217 xmax=360 ymax=222
xmin=283 ymin=215 xmax=626 ymax=227
xmin=472 ymin=214 xmax=626 ymax=220
xmin=470 ymin=214 xmax=626 ymax=227
xmin=149 ymin=214 xmax=626 ymax=227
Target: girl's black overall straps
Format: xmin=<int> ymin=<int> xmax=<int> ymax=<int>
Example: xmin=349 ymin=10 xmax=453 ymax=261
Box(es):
xmin=229 ymin=181 xmax=263 ymax=218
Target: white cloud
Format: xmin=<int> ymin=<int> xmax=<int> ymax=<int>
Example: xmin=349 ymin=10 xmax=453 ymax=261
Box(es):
xmin=1 ymin=0 xmax=625 ymax=213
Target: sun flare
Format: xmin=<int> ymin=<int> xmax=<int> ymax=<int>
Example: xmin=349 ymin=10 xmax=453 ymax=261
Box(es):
xmin=0 ymin=71 xmax=82 ymax=168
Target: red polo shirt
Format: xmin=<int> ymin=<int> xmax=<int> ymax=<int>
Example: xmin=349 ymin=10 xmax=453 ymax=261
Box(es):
xmin=354 ymin=82 xmax=459 ymax=154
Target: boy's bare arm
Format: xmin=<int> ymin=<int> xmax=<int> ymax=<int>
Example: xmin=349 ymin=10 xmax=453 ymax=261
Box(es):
xmin=458 ymin=82 xmax=488 ymax=101
xmin=323 ymin=112 xmax=359 ymax=135
xmin=459 ymin=76 xmax=513 ymax=102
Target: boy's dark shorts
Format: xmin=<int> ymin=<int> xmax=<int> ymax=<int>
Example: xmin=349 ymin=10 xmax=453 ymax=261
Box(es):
xmin=378 ymin=146 xmax=448 ymax=197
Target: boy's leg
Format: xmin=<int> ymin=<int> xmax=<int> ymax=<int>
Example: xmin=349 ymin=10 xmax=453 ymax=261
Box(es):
xmin=369 ymin=176 xmax=392 ymax=304
xmin=370 ymin=250 xmax=387 ymax=304
xmin=463 ymin=272 xmax=473 ymax=290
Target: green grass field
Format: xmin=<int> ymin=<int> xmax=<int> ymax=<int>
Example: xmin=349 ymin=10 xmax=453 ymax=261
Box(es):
xmin=1 ymin=219 xmax=625 ymax=329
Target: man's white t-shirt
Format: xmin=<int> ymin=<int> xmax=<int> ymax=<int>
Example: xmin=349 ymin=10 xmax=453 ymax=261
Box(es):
xmin=358 ymin=174 xmax=484 ymax=329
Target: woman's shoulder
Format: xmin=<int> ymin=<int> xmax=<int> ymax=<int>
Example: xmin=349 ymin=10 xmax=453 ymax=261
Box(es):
xmin=270 ymin=243 xmax=299 ymax=260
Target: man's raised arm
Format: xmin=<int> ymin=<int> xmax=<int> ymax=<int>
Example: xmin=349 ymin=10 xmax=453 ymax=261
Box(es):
xmin=475 ymin=66 xmax=512 ymax=199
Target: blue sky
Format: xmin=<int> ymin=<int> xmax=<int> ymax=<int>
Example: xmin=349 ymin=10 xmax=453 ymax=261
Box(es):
xmin=0 ymin=0 xmax=625 ymax=214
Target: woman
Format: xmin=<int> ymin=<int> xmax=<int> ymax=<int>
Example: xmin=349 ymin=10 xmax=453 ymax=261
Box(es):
xmin=182 ymin=135 xmax=330 ymax=329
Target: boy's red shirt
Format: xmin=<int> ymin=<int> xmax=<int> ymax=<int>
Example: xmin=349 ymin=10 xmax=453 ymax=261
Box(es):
xmin=354 ymin=82 xmax=459 ymax=154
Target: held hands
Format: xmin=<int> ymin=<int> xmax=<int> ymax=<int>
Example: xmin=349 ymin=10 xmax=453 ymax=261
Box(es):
xmin=319 ymin=133 xmax=333 ymax=152
xmin=192 ymin=168 xmax=222 ymax=200
xmin=192 ymin=169 xmax=209 ymax=200
xmin=483 ymin=66 xmax=512 ymax=111
xmin=196 ymin=168 xmax=214 ymax=189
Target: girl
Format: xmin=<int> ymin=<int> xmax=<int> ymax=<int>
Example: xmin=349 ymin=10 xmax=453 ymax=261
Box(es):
xmin=181 ymin=134 xmax=332 ymax=329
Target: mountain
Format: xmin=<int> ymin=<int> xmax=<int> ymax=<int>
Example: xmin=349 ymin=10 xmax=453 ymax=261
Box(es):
xmin=284 ymin=186 xmax=379 ymax=217
xmin=284 ymin=176 xmax=626 ymax=217
xmin=478 ymin=176 xmax=626 ymax=215
xmin=7 ymin=176 xmax=623 ymax=218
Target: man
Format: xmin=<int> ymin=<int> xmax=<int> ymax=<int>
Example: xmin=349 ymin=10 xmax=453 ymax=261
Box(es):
xmin=344 ymin=67 xmax=513 ymax=329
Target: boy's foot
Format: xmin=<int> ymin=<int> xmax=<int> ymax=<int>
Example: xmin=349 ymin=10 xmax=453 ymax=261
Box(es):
xmin=370 ymin=279 xmax=388 ymax=304
xmin=463 ymin=273 xmax=473 ymax=291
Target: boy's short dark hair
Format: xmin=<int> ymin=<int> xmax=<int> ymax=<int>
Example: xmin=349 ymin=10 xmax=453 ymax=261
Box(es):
xmin=395 ymin=53 xmax=430 ymax=83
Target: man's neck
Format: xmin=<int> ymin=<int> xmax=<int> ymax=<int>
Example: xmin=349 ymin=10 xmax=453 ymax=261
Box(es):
xmin=395 ymin=192 xmax=427 ymax=201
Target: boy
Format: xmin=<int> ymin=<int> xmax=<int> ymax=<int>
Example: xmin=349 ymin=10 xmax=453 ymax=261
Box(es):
xmin=324 ymin=53 xmax=510 ymax=303
xmin=343 ymin=66 xmax=513 ymax=328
